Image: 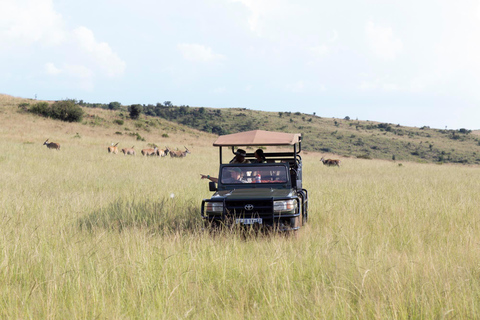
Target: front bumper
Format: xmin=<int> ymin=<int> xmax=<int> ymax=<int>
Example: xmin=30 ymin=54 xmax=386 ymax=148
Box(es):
xmin=201 ymin=197 xmax=301 ymax=231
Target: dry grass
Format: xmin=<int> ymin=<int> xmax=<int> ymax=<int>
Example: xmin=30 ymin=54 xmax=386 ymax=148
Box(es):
xmin=1 ymin=94 xmax=480 ymax=318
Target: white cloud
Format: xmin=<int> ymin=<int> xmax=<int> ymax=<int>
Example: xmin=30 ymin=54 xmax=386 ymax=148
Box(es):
xmin=365 ymin=21 xmax=403 ymax=60
xmin=44 ymin=62 xmax=94 ymax=90
xmin=72 ymin=27 xmax=126 ymax=77
xmin=0 ymin=0 xmax=65 ymax=46
xmin=177 ymin=43 xmax=226 ymax=62
xmin=329 ymin=29 xmax=339 ymax=42
xmin=230 ymin=0 xmax=265 ymax=35
xmin=63 ymin=64 xmax=94 ymax=79
xmin=0 ymin=0 xmax=125 ymax=91
xmin=230 ymin=0 xmax=301 ymax=38
xmin=45 ymin=63 xmax=61 ymax=75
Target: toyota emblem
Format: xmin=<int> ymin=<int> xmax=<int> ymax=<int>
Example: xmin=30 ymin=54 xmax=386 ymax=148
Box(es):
xmin=244 ymin=204 xmax=254 ymax=211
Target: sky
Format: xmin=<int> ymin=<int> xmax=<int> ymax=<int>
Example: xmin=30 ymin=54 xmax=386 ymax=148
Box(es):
xmin=1 ymin=0 xmax=480 ymax=130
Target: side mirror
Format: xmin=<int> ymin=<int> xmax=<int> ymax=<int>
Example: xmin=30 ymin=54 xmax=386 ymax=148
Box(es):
xmin=209 ymin=181 xmax=217 ymax=192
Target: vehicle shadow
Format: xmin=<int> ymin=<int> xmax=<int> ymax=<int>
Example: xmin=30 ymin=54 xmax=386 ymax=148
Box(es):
xmin=77 ymin=197 xmax=203 ymax=235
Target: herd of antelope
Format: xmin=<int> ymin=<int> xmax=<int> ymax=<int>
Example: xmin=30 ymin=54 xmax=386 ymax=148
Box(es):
xmin=43 ymin=139 xmax=191 ymax=158
xmin=44 ymin=138 xmax=340 ymax=166
xmin=112 ymin=144 xmax=191 ymax=158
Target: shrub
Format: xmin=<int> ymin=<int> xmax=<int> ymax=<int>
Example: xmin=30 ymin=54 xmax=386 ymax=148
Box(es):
xmin=28 ymin=102 xmax=50 ymax=117
xmin=129 ymin=104 xmax=143 ymax=119
xmin=113 ymin=119 xmax=124 ymax=125
xmin=108 ymin=102 xmax=122 ymax=110
xmin=50 ymin=100 xmax=84 ymax=122
xmin=162 ymin=133 xmax=169 ymax=138
xmin=27 ymin=100 xmax=84 ymax=122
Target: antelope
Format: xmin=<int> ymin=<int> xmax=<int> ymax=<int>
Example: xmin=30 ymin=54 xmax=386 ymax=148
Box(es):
xmin=320 ymin=157 xmax=340 ymax=167
xmin=108 ymin=142 xmax=119 ymax=154
xmin=122 ymin=146 xmax=136 ymax=156
xmin=157 ymin=146 xmax=170 ymax=157
xmin=43 ymin=139 xmax=60 ymax=150
xmin=169 ymin=146 xmax=191 ymax=158
xmin=141 ymin=146 xmax=158 ymax=156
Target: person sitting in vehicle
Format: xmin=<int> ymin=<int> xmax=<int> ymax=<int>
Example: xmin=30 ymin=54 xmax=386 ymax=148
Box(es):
xmin=253 ymin=149 xmax=266 ymax=163
xmin=229 ymin=149 xmax=250 ymax=164
xmin=200 ymin=167 xmax=248 ymax=184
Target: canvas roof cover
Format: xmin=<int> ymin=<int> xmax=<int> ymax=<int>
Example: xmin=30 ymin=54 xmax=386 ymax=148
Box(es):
xmin=213 ymin=130 xmax=301 ymax=146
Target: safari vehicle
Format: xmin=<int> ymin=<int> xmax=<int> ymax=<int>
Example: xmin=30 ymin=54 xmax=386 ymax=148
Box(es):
xmin=201 ymin=130 xmax=308 ymax=231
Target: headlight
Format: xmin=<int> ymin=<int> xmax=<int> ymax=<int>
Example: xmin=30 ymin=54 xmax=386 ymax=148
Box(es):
xmin=274 ymin=200 xmax=297 ymax=212
xmin=206 ymin=202 xmax=224 ymax=214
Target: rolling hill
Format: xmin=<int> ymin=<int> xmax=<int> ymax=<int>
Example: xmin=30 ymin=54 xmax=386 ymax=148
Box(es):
xmin=2 ymin=93 xmax=480 ymax=165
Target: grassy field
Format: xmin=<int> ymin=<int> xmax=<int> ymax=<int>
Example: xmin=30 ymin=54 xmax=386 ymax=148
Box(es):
xmin=1 ymin=95 xmax=480 ymax=318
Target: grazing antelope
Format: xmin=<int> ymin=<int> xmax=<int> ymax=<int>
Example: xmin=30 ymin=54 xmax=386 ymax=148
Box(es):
xmin=108 ymin=142 xmax=119 ymax=154
xmin=141 ymin=146 xmax=158 ymax=156
xmin=121 ymin=146 xmax=136 ymax=156
xmin=157 ymin=146 xmax=170 ymax=157
xmin=169 ymin=146 xmax=191 ymax=158
xmin=43 ymin=139 xmax=60 ymax=150
xmin=320 ymin=157 xmax=340 ymax=167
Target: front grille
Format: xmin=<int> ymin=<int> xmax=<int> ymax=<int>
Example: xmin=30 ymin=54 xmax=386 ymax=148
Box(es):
xmin=224 ymin=199 xmax=273 ymax=216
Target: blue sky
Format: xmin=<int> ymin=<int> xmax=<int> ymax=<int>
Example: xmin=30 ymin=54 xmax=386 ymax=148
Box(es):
xmin=1 ymin=0 xmax=480 ymax=129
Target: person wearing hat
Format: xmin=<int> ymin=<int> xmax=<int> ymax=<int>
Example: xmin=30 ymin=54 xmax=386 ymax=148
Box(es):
xmin=230 ymin=148 xmax=250 ymax=164
xmin=200 ymin=167 xmax=248 ymax=184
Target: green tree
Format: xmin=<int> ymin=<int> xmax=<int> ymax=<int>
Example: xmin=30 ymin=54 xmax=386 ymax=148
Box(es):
xmin=129 ymin=104 xmax=143 ymax=119
xmin=108 ymin=102 xmax=122 ymax=110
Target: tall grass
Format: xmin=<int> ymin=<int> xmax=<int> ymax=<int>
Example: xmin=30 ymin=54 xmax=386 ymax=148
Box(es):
xmin=1 ymin=110 xmax=480 ymax=318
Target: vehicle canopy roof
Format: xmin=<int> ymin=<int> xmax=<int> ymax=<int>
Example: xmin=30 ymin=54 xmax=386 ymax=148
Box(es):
xmin=213 ymin=130 xmax=301 ymax=146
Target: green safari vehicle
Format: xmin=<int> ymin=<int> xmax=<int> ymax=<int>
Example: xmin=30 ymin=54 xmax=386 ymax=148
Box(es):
xmin=201 ymin=130 xmax=308 ymax=231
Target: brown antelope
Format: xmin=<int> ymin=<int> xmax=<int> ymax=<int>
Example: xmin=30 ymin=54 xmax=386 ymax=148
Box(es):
xmin=320 ymin=157 xmax=340 ymax=167
xmin=108 ymin=142 xmax=119 ymax=154
xmin=43 ymin=139 xmax=60 ymax=150
xmin=169 ymin=146 xmax=191 ymax=158
xmin=121 ymin=146 xmax=136 ymax=156
xmin=141 ymin=146 xmax=158 ymax=156
xmin=157 ymin=146 xmax=170 ymax=157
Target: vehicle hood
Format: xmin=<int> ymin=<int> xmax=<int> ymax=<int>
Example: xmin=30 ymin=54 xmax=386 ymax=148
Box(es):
xmin=213 ymin=188 xmax=294 ymax=199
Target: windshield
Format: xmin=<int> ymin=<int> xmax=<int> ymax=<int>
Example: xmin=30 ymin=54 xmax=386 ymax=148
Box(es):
xmin=220 ymin=165 xmax=288 ymax=184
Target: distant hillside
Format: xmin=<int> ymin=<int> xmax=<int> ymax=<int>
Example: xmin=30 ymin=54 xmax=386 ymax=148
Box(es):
xmin=3 ymin=94 xmax=480 ymax=164
xmin=104 ymin=102 xmax=480 ymax=165
xmin=0 ymin=94 xmax=216 ymax=150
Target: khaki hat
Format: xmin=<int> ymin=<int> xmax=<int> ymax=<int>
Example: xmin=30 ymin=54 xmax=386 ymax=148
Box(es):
xmin=234 ymin=149 xmax=246 ymax=157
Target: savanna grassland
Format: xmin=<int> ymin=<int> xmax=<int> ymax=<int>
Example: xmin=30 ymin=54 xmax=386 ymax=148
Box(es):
xmin=1 ymin=94 xmax=480 ymax=319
